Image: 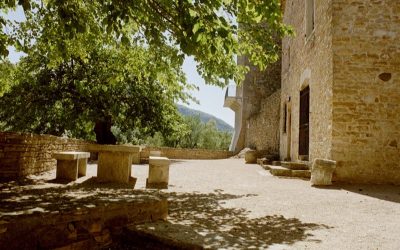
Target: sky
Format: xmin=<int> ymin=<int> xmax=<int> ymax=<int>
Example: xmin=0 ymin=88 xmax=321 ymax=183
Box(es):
xmin=3 ymin=8 xmax=235 ymax=127
xmin=181 ymin=58 xmax=234 ymax=127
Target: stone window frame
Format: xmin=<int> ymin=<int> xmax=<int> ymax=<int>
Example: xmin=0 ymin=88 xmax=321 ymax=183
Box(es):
xmin=305 ymin=0 xmax=315 ymax=41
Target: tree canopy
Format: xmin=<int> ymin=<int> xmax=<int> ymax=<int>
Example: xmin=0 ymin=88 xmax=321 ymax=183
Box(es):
xmin=0 ymin=43 xmax=194 ymax=142
xmin=0 ymin=0 xmax=290 ymax=145
xmin=1 ymin=0 xmax=290 ymax=86
xmin=0 ymin=59 xmax=14 ymax=96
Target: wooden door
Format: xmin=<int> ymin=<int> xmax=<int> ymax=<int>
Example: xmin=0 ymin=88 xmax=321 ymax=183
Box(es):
xmin=299 ymin=86 xmax=310 ymax=156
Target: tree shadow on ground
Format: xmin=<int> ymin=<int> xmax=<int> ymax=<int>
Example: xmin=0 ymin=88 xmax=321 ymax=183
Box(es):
xmin=315 ymin=183 xmax=400 ymax=204
xmin=126 ymin=190 xmax=332 ymax=249
xmin=1 ymin=177 xmax=332 ymax=249
xmin=0 ymin=177 xmax=161 ymax=217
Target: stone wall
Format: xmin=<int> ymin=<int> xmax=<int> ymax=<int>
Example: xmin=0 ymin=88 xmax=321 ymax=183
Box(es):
xmin=280 ymin=0 xmax=334 ymax=161
xmin=330 ymin=0 xmax=400 ymax=184
xmin=0 ymin=132 xmax=94 ymax=178
xmin=236 ymin=53 xmax=281 ymax=153
xmin=245 ymin=90 xmax=281 ymax=154
xmin=241 ymin=58 xmax=281 ymax=122
xmin=141 ymin=146 xmax=233 ymax=161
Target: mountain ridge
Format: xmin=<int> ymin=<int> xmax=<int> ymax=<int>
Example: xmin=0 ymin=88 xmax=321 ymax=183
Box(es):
xmin=177 ymin=104 xmax=233 ymax=132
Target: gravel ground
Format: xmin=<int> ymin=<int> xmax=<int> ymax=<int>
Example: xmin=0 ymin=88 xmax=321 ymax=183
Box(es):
xmin=130 ymin=158 xmax=400 ymax=250
xmin=4 ymin=158 xmax=400 ymax=249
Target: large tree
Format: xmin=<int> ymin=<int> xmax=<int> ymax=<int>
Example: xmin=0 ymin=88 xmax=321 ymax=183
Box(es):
xmin=0 ymin=44 xmax=194 ymax=143
xmin=1 ymin=0 xmax=290 ymax=86
xmin=0 ymin=0 xmax=290 ymax=144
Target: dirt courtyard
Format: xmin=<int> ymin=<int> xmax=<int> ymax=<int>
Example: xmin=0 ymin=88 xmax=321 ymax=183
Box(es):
xmin=133 ymin=158 xmax=400 ymax=250
xmin=2 ymin=158 xmax=400 ymax=249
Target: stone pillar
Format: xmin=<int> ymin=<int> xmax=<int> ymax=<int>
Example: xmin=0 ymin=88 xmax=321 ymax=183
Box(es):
xmin=56 ymin=159 xmax=79 ymax=181
xmin=245 ymin=149 xmax=257 ymax=163
xmin=311 ymin=158 xmax=337 ymax=186
xmin=97 ymin=151 xmax=132 ymax=183
xmin=78 ymin=158 xmax=87 ymax=177
xmin=53 ymin=152 xmax=90 ymax=181
xmin=146 ymin=156 xmax=170 ymax=189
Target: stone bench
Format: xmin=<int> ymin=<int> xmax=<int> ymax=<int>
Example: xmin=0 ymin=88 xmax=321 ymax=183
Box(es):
xmin=53 ymin=152 xmax=90 ymax=181
xmin=146 ymin=156 xmax=170 ymax=189
xmin=87 ymin=144 xmax=141 ymax=183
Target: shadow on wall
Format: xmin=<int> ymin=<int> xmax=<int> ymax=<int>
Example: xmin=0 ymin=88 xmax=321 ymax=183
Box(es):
xmin=125 ymin=190 xmax=333 ymax=249
xmin=314 ymin=183 xmax=400 ymax=204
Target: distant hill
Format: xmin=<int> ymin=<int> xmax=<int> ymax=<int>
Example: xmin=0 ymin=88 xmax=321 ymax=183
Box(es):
xmin=177 ymin=104 xmax=233 ymax=133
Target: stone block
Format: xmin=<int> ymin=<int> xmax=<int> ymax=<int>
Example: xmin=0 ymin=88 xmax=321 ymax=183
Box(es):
xmin=97 ymin=151 xmax=132 ymax=183
xmin=311 ymin=158 xmax=337 ymax=186
xmin=89 ymin=144 xmax=141 ymax=165
xmin=147 ymin=156 xmax=170 ymax=189
xmin=281 ymin=161 xmax=309 ymax=170
xmin=244 ymin=150 xmax=257 ymax=163
xmin=53 ymin=152 xmax=90 ymax=181
xmin=269 ymin=165 xmax=292 ymax=177
xmin=78 ymin=158 xmax=87 ymax=177
xmin=292 ymin=170 xmax=311 ymax=179
xmin=53 ymin=152 xmax=90 ymax=160
xmin=56 ymin=159 xmax=79 ymax=181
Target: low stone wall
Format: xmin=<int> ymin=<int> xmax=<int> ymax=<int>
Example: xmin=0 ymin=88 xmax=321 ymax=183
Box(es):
xmin=141 ymin=146 xmax=233 ymax=161
xmin=0 ymin=132 xmax=94 ymax=179
xmin=0 ymin=186 xmax=168 ymax=249
xmin=0 ymin=132 xmax=234 ymax=178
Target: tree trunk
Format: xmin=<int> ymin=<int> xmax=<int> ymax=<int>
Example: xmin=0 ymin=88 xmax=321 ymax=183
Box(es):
xmin=94 ymin=119 xmax=117 ymax=145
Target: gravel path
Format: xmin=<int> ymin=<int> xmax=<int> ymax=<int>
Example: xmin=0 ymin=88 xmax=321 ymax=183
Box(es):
xmin=131 ymin=158 xmax=400 ymax=250
xmin=4 ymin=158 xmax=399 ymax=249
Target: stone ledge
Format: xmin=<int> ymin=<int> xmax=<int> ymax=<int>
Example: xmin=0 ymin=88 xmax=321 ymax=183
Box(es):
xmin=0 ymin=188 xmax=168 ymax=249
xmin=53 ymin=152 xmax=91 ymax=160
xmin=281 ymin=161 xmax=310 ymax=170
xmin=269 ymin=165 xmax=292 ymax=177
xmin=87 ymin=144 xmax=141 ymax=153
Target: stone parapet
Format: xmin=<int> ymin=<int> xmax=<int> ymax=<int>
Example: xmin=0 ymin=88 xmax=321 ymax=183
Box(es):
xmin=140 ymin=147 xmax=233 ymax=161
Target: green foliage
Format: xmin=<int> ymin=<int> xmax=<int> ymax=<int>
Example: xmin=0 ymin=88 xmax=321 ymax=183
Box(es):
xmin=145 ymin=132 xmax=165 ymax=148
xmin=146 ymin=115 xmax=232 ymax=150
xmin=0 ymin=44 xmax=193 ymax=141
xmin=0 ymin=59 xmax=14 ymax=96
xmin=1 ymin=0 xmax=292 ymax=86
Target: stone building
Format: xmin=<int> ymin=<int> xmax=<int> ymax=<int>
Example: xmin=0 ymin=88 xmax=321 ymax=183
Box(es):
xmin=227 ymin=0 xmax=400 ymax=184
xmin=224 ymin=56 xmax=281 ymax=155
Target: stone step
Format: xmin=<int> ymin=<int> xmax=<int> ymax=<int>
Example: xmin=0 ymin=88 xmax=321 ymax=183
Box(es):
xmin=271 ymin=161 xmax=281 ymax=166
xmin=281 ymin=161 xmax=309 ymax=170
xmin=291 ymin=170 xmax=311 ymax=179
xmin=257 ymin=154 xmax=279 ymax=166
xmin=261 ymin=164 xmax=272 ymax=170
xmin=268 ymin=165 xmax=292 ymax=177
xmin=268 ymin=165 xmax=311 ymax=179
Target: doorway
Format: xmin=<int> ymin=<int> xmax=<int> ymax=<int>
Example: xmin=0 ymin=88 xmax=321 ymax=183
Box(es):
xmin=285 ymin=100 xmax=292 ymax=161
xmin=299 ymin=86 xmax=310 ymax=158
